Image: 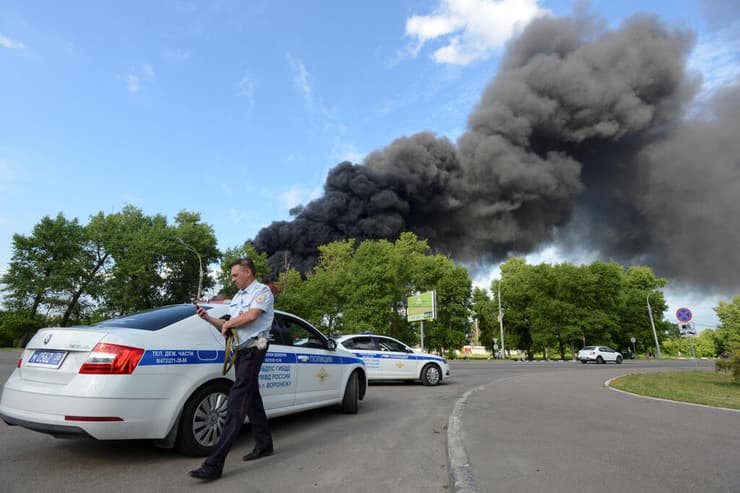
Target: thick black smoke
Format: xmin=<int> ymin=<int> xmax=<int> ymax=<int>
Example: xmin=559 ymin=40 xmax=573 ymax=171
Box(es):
xmin=255 ymin=13 xmax=740 ymax=291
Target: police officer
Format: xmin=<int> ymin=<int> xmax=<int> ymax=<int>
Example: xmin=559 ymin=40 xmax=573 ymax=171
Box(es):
xmin=189 ymin=258 xmax=275 ymax=481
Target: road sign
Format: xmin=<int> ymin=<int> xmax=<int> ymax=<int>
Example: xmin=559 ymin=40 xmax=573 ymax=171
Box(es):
xmin=407 ymin=291 xmax=436 ymax=322
xmin=630 ymin=337 xmax=636 ymax=343
xmin=679 ymin=322 xmax=697 ymax=337
xmin=675 ymin=307 xmax=692 ymax=323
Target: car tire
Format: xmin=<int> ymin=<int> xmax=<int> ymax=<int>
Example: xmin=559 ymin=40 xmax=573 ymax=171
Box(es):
xmin=596 ymin=356 xmax=604 ymax=364
xmin=421 ymin=364 xmax=442 ymax=386
xmin=580 ymin=359 xmax=587 ymax=364
xmin=175 ymin=381 xmax=231 ymax=457
xmin=616 ymin=355 xmax=623 ymax=364
xmin=341 ymin=371 xmax=359 ymax=414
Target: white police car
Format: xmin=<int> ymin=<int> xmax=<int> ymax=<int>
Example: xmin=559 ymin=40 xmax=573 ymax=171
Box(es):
xmin=0 ymin=304 xmax=367 ymax=456
xmin=335 ymin=334 xmax=449 ymax=386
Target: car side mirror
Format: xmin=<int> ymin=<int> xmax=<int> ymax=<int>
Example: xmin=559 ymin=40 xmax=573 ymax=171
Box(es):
xmin=406 ymin=348 xmax=414 ymax=353
xmin=327 ymin=339 xmax=337 ymax=351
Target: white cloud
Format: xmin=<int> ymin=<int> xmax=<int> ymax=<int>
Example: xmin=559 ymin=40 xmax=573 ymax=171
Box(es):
xmin=405 ymin=0 xmax=548 ymax=65
xmin=121 ymin=194 xmax=145 ymax=205
xmin=689 ymin=19 xmax=740 ymax=103
xmin=143 ymin=63 xmax=156 ymax=79
xmin=0 ymin=159 xmax=24 ymax=181
xmin=0 ymin=33 xmax=25 ymax=50
xmin=237 ymin=74 xmax=255 ymax=107
xmin=288 ymin=55 xmax=312 ymax=104
xmin=331 ymin=140 xmax=365 ymax=164
xmin=125 ymin=64 xmax=156 ymax=93
xmin=0 ymin=158 xmax=27 ymax=195
xmin=278 ymin=185 xmax=321 ymax=211
xmin=127 ymin=74 xmax=140 ymax=93
xmin=162 ymin=47 xmax=191 ymax=64
xmin=227 ymin=208 xmax=257 ymax=225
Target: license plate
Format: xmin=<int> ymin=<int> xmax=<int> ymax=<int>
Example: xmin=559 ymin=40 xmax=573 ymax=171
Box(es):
xmin=27 ymin=350 xmax=68 ymax=368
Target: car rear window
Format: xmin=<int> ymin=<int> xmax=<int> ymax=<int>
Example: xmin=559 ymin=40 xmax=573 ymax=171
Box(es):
xmin=95 ymin=305 xmax=201 ymax=331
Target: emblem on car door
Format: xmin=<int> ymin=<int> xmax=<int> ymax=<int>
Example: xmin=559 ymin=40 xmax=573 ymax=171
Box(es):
xmin=315 ymin=367 xmax=329 ymax=382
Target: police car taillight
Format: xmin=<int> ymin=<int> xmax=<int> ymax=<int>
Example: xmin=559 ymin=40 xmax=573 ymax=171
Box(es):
xmin=79 ymin=343 xmax=144 ymax=374
xmin=17 ymin=356 xmax=22 ymax=368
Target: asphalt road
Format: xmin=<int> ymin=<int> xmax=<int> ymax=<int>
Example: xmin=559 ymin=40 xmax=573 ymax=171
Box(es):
xmin=458 ymin=359 xmax=740 ymax=493
xmin=1 ymin=351 xmax=737 ymax=493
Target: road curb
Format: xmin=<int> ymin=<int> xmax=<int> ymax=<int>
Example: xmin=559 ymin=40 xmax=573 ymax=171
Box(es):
xmin=447 ymin=384 xmax=484 ymax=493
xmin=605 ymin=376 xmax=740 ymax=414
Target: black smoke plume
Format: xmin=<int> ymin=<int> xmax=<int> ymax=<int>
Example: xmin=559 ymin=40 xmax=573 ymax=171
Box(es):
xmin=254 ymin=13 xmax=740 ymax=291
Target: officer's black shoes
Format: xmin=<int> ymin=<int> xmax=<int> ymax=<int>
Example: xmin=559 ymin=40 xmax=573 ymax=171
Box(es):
xmin=189 ymin=463 xmax=222 ymax=481
xmin=242 ymin=447 xmax=274 ymax=461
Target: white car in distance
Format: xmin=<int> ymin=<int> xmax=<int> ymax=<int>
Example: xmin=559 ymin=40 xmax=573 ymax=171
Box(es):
xmin=577 ymin=345 xmax=623 ymax=364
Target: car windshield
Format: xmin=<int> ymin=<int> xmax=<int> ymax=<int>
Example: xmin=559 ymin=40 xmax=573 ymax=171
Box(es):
xmin=95 ymin=305 xmax=202 ymax=331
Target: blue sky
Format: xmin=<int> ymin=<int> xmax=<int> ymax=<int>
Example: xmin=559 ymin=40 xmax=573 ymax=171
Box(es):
xmin=1 ymin=0 xmax=738 ymax=330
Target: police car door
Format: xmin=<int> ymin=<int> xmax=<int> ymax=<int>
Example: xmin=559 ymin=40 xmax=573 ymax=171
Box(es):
xmin=378 ymin=336 xmax=417 ymax=379
xmin=259 ymin=316 xmax=296 ymax=411
xmin=343 ymin=336 xmax=381 ymax=379
xmin=280 ymin=314 xmax=342 ymax=405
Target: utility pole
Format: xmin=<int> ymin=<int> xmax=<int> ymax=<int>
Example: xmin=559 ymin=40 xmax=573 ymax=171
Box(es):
xmin=646 ymin=293 xmax=662 ymax=360
xmin=177 ymin=238 xmax=203 ymax=301
xmin=498 ymin=281 xmax=505 ymax=359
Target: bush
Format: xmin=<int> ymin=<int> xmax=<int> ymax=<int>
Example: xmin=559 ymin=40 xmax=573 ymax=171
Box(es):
xmin=0 ymin=311 xmax=46 ymax=347
xmin=731 ymin=349 xmax=740 ymax=383
xmin=716 ymin=346 xmax=740 ymax=382
xmin=716 ymin=357 xmax=731 ymax=373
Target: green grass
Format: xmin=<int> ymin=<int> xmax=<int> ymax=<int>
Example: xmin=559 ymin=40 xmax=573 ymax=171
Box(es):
xmin=610 ymin=371 xmax=740 ymax=410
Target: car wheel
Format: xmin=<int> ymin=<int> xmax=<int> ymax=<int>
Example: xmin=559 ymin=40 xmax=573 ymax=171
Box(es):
xmin=421 ymin=364 xmax=442 ymax=386
xmin=616 ymin=355 xmax=623 ymax=364
xmin=341 ymin=371 xmax=359 ymax=414
xmin=596 ymin=356 xmax=604 ymax=364
xmin=580 ymin=359 xmax=587 ymax=364
xmin=175 ymin=381 xmax=230 ymax=457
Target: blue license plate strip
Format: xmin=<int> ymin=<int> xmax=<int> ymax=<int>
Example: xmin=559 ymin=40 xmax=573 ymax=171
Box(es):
xmin=27 ymin=350 xmax=68 ymax=368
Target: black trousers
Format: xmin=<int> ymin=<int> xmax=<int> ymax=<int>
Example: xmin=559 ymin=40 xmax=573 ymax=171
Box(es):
xmin=205 ymin=343 xmax=272 ymax=470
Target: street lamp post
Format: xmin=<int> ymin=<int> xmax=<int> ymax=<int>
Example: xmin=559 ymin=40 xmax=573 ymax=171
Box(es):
xmin=646 ymin=293 xmax=662 ymax=360
xmin=177 ymin=238 xmax=203 ymax=301
xmin=497 ymin=280 xmax=505 ymax=359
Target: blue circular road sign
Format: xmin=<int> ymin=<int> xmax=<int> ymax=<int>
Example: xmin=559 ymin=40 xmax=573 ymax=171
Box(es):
xmin=675 ymin=307 xmax=692 ymax=322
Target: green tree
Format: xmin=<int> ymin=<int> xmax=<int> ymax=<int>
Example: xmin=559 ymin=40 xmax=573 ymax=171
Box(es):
xmin=272 ymin=232 xmax=470 ymax=353
xmin=302 ymin=239 xmax=355 ymax=336
xmin=343 ymin=238 xmax=403 ymax=336
xmin=274 ymin=268 xmax=311 ymax=319
xmin=421 ymin=257 xmax=471 ymax=355
xmin=619 ymin=266 xmax=668 ymax=357
xmin=663 ymin=329 xmax=716 ymax=358
xmin=218 ymin=242 xmax=269 ymax=299
xmin=495 ymin=257 xmax=534 ymax=358
xmin=472 ymin=287 xmax=498 ymax=351
xmin=1 ymin=213 xmax=89 ymax=339
xmin=167 ymin=210 xmax=220 ymax=302
xmin=494 ymin=260 xmax=670 ymax=360
xmin=715 ymin=296 xmax=740 ymax=354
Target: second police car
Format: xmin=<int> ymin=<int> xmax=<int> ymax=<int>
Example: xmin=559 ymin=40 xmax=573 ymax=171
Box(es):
xmin=335 ymin=334 xmax=449 ymax=386
xmin=0 ymin=304 xmax=367 ymax=456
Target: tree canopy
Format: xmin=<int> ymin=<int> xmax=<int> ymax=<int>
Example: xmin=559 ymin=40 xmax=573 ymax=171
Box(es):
xmin=1 ymin=210 xmax=730 ymax=359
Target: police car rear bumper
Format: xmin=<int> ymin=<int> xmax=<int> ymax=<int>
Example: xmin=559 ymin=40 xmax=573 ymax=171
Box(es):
xmin=0 ymin=410 xmax=93 ymax=439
